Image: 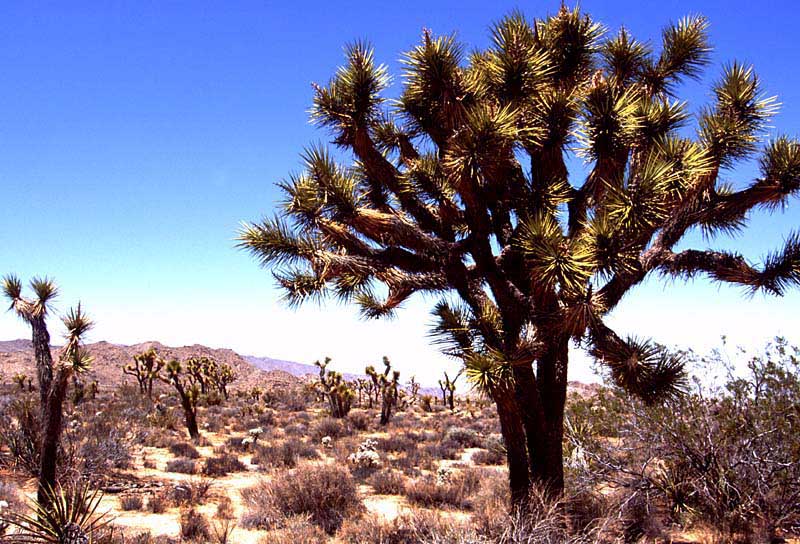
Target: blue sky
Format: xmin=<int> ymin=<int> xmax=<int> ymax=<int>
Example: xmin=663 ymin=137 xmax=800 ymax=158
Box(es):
xmin=1 ymin=0 xmax=799 ymax=385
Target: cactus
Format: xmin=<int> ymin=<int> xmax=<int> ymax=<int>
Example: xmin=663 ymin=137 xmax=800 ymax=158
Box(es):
xmin=366 ymin=357 xmax=400 ymax=425
xmin=314 ymin=357 xmax=354 ymax=418
xmin=161 ymin=359 xmax=202 ymax=441
xmin=124 ymin=348 xmax=164 ymax=399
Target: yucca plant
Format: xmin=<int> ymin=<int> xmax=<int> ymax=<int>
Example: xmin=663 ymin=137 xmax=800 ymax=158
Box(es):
xmin=2 ymin=276 xmax=94 ymax=507
xmin=238 ymin=7 xmax=800 ymax=506
xmin=2 ymin=482 xmax=111 ymax=543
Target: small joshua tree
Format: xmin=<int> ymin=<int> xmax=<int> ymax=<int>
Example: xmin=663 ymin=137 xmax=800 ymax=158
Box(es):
xmin=209 ymin=361 xmax=236 ymax=400
xmin=438 ymin=370 xmax=462 ymax=411
xmin=162 ymin=359 xmax=202 ymax=441
xmin=124 ymin=348 xmax=164 ymax=399
xmin=2 ymin=275 xmax=93 ymax=506
xmin=13 ymin=373 xmax=27 ymax=391
xmin=366 ymin=357 xmax=400 ymax=425
xmin=315 ymin=357 xmax=355 ymax=418
xmin=407 ymin=376 xmax=420 ymax=407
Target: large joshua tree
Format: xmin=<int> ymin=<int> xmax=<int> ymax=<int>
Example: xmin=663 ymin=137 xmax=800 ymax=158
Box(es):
xmin=2 ymin=276 xmax=93 ymax=506
xmin=238 ymin=8 xmax=800 ymax=505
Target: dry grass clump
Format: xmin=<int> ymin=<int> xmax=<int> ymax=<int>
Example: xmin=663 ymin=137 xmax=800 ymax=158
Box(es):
xmin=442 ymin=426 xmax=483 ymax=448
xmin=367 ymin=468 xmax=406 ymax=495
xmin=471 ymin=447 xmax=505 ymax=466
xmin=257 ymin=515 xmax=328 ymax=544
xmin=202 ymin=453 xmax=245 ymax=476
xmin=337 ymin=508 xmax=479 ymax=543
xmin=169 ymin=476 xmax=215 ymax=506
xmin=169 ymin=441 xmax=200 ymax=459
xmin=241 ymin=463 xmax=363 ymax=534
xmin=120 ymin=494 xmax=144 ymax=511
xmin=166 ymin=457 xmax=197 ymax=474
xmin=180 ymin=508 xmax=210 ymax=541
xmin=252 ymin=437 xmax=319 ymax=469
xmin=346 ymin=409 xmax=372 ymax=431
xmin=309 ymin=416 xmax=352 ymax=441
xmin=404 ymin=468 xmax=484 ymax=509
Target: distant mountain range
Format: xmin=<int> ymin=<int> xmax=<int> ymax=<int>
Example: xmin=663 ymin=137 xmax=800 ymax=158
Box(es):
xmin=0 ymin=339 xmax=596 ymax=397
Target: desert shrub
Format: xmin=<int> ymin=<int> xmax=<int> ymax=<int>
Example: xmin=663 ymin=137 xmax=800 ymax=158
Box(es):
xmin=376 ymin=433 xmax=418 ymax=454
xmin=264 ymin=386 xmax=310 ymax=412
xmin=257 ymin=515 xmax=328 ymax=544
xmin=252 ymin=438 xmax=319 ymax=469
xmin=120 ymin=494 xmax=144 ymax=511
xmin=394 ymin=447 xmax=434 ymax=475
xmin=347 ymin=409 xmax=372 ymax=431
xmin=309 ymin=416 xmax=351 ymax=441
xmin=180 ymin=508 xmax=210 ymax=541
xmin=166 ymin=458 xmax=197 ymax=474
xmin=404 ymin=468 xmax=483 ymax=509
xmin=241 ymin=463 xmax=362 ymax=534
xmin=169 ymin=477 xmax=214 ymax=506
xmin=147 ymin=493 xmax=167 ymax=514
xmin=169 ymin=441 xmax=200 ymax=459
xmin=283 ymin=422 xmax=308 ymax=437
xmin=424 ymin=440 xmax=461 ymax=460
xmin=203 ymin=453 xmax=245 ymax=476
xmin=0 ymin=397 xmax=41 ymax=475
xmin=221 ymin=436 xmax=249 ymax=453
xmin=367 ymin=469 xmax=405 ymax=495
xmin=571 ymin=339 xmax=800 ymax=542
xmin=443 ymin=426 xmax=483 ymax=448
xmin=471 ymin=447 xmax=505 ymax=466
xmin=338 ymin=508 xmax=478 ymax=544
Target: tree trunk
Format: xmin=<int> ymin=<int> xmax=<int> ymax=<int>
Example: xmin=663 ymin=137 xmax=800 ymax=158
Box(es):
xmin=530 ymin=335 xmax=569 ymax=495
xmin=38 ymin=368 xmax=70 ymax=506
xmin=182 ymin=398 xmax=199 ymax=441
xmin=493 ymin=389 xmax=531 ymax=506
xmin=30 ymin=316 xmax=53 ymax=417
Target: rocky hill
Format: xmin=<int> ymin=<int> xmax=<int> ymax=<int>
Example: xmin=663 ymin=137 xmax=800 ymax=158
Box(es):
xmin=0 ymin=339 xmax=296 ymax=391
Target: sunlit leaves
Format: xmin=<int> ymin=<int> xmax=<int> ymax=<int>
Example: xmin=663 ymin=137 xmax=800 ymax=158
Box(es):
xmin=756 ymin=137 xmax=800 ymax=209
xmin=236 ymin=217 xmax=318 ymax=268
xmin=311 ymin=41 xmax=389 ymax=140
xmin=700 ymin=62 xmax=779 ymax=166
xmin=516 ymin=213 xmax=595 ymax=294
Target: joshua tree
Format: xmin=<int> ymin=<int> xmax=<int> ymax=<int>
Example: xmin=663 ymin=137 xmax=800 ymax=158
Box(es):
xmin=2 ymin=275 xmax=93 ymax=506
xmin=239 ymin=8 xmax=800 ymax=505
xmin=208 ymin=361 xmax=236 ymax=400
xmin=438 ymin=369 xmax=462 ymax=410
xmin=314 ymin=357 xmax=355 ymax=417
xmin=161 ymin=359 xmax=202 ymax=441
xmin=13 ymin=373 xmax=27 ymax=390
xmin=406 ymin=376 xmax=421 ymax=407
xmin=124 ymin=348 xmax=164 ymax=399
xmin=366 ymin=356 xmax=400 ymax=424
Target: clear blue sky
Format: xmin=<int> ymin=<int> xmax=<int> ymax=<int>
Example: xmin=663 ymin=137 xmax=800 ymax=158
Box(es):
xmin=1 ymin=0 xmax=799 ymax=384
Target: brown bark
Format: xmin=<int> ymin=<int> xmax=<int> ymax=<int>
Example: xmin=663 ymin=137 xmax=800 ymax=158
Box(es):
xmin=38 ymin=367 xmax=70 ymax=506
xmin=493 ymin=388 xmax=532 ymax=506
